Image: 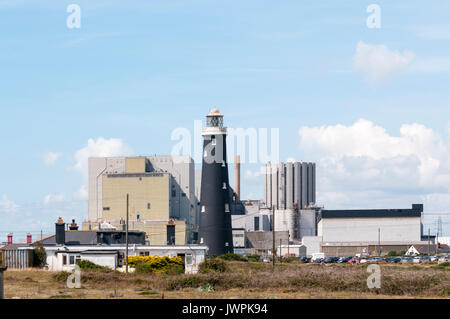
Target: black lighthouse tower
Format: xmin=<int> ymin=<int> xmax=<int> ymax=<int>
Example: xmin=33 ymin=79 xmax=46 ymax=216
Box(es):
xmin=198 ymin=107 xmax=233 ymax=255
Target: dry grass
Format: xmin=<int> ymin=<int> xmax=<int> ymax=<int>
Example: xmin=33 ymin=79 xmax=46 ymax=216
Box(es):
xmin=3 ymin=261 xmax=449 ymax=299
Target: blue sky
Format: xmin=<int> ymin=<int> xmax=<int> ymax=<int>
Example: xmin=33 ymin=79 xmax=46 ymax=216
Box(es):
xmin=1 ymin=1 xmax=450 ymax=239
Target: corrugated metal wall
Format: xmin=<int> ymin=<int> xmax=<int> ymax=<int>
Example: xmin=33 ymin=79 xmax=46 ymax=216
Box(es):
xmin=1 ymin=250 xmax=33 ymax=269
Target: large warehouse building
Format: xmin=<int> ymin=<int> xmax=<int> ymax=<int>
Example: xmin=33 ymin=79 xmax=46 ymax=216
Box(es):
xmin=317 ymin=204 xmax=424 ymax=243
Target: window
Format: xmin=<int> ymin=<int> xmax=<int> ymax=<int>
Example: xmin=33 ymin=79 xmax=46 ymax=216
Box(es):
xmin=201 ymin=206 xmax=206 ymax=213
xmin=69 ymin=255 xmax=75 ymax=265
xmin=212 ymin=138 xmax=216 ymax=146
xmin=147 ymin=203 xmax=151 ymax=209
xmin=62 ymin=255 xmax=67 ymax=265
xmin=172 ymin=190 xmax=176 ymax=197
xmin=75 ymin=255 xmax=81 ymax=263
xmin=186 ymin=254 xmax=193 ymax=265
xmin=137 ymin=214 xmax=140 ymax=220
xmin=182 ymin=193 xmax=186 ymax=197
xmin=225 ymin=203 xmax=230 ymax=212
xmin=223 ymin=182 xmax=227 ymax=189
xmin=103 ymin=207 xmax=110 ymax=211
xmin=254 ymin=216 xmax=260 ymax=231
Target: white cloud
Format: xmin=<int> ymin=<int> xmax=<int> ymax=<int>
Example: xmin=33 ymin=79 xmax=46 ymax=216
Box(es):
xmin=43 ymin=151 xmax=62 ymax=166
xmin=298 ymin=119 xmax=450 ymax=212
xmin=245 ymin=169 xmax=261 ymax=180
xmin=43 ymin=194 xmax=65 ymax=205
xmin=0 ymin=194 xmax=19 ymax=213
xmin=74 ymin=185 xmax=88 ymax=200
xmin=74 ymin=137 xmax=133 ymax=177
xmin=352 ymin=41 xmax=415 ymax=85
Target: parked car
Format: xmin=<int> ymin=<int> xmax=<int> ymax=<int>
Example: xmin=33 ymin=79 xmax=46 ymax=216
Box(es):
xmin=388 ymin=257 xmax=401 ymax=263
xmin=413 ymin=257 xmax=421 ymax=264
xmin=324 ymin=257 xmax=340 ymax=263
xmin=429 ymin=256 xmax=439 ymax=262
xmin=401 ymin=257 xmax=413 ymax=263
xmin=360 ymin=258 xmax=368 ymax=263
xmin=314 ymin=258 xmax=324 ymax=263
xmin=348 ymin=256 xmax=360 ymax=264
xmin=311 ymin=253 xmax=325 ymax=262
xmin=420 ymin=256 xmax=431 ymax=263
xmin=338 ymin=256 xmax=353 ymax=263
xmin=262 ymin=257 xmax=271 ymax=263
xmin=299 ymin=256 xmax=311 ymax=263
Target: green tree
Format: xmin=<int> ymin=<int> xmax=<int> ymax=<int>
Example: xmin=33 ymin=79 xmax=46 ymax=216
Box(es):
xmin=33 ymin=242 xmax=47 ymax=268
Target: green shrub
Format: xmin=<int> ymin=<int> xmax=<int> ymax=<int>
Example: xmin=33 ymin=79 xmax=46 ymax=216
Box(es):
xmin=52 ymin=271 xmax=71 ymax=282
xmin=76 ymin=260 xmax=112 ymax=272
xmin=386 ymin=251 xmax=398 ymax=257
xmin=199 ymin=258 xmax=227 ymax=273
xmin=33 ymin=242 xmax=47 ymax=268
xmin=247 ymin=254 xmax=261 ymax=262
xmin=166 ymin=275 xmax=204 ymax=290
xmin=433 ymin=262 xmax=450 ymax=270
xmin=219 ymin=253 xmax=247 ymax=261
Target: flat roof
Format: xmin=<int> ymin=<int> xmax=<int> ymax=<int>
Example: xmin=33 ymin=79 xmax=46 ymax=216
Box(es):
xmin=320 ymin=206 xmax=422 ymax=220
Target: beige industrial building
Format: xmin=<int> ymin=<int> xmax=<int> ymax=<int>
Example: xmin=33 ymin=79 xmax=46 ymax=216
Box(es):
xmin=83 ymin=155 xmax=199 ymax=245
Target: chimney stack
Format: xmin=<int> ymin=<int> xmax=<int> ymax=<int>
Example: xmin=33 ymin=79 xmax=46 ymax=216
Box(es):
xmin=234 ymin=155 xmax=240 ymax=202
xmin=26 ymin=234 xmax=32 ymax=244
xmin=69 ymin=219 xmax=79 ymax=231
xmin=55 ymin=217 xmax=65 ymax=245
xmin=7 ymin=234 xmax=12 ymax=244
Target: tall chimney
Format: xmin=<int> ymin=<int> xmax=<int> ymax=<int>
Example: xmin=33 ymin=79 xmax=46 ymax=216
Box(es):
xmin=69 ymin=219 xmax=79 ymax=231
xmin=26 ymin=234 xmax=32 ymax=244
xmin=7 ymin=234 xmax=12 ymax=244
xmin=234 ymin=155 xmax=240 ymax=202
xmin=55 ymin=217 xmax=66 ymax=245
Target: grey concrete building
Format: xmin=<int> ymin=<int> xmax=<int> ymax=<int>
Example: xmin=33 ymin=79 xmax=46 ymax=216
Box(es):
xmin=231 ymin=200 xmax=272 ymax=232
xmin=264 ymin=161 xmax=316 ymax=210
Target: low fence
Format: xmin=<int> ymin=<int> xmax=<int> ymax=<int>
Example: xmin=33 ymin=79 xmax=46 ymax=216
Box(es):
xmin=0 ymin=249 xmax=34 ymax=269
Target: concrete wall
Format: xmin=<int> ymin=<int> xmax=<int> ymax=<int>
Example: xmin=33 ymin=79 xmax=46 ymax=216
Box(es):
xmin=102 ymin=173 xmax=170 ymax=221
xmin=301 ymin=236 xmax=323 ymax=257
xmin=82 ymin=254 xmax=117 ymax=269
xmin=245 ymin=231 xmax=289 ymax=253
xmin=126 ymin=157 xmax=146 ymax=173
xmin=277 ymin=244 xmax=307 ymax=257
xmin=318 ymin=217 xmax=422 ymax=242
xmin=274 ymin=209 xmax=295 ymax=239
xmin=231 ymin=203 xmax=272 ymax=232
xmin=299 ymin=209 xmax=317 ymax=238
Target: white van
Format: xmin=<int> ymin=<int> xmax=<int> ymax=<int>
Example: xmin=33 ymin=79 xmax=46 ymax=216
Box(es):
xmin=311 ymin=253 xmax=325 ymax=262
